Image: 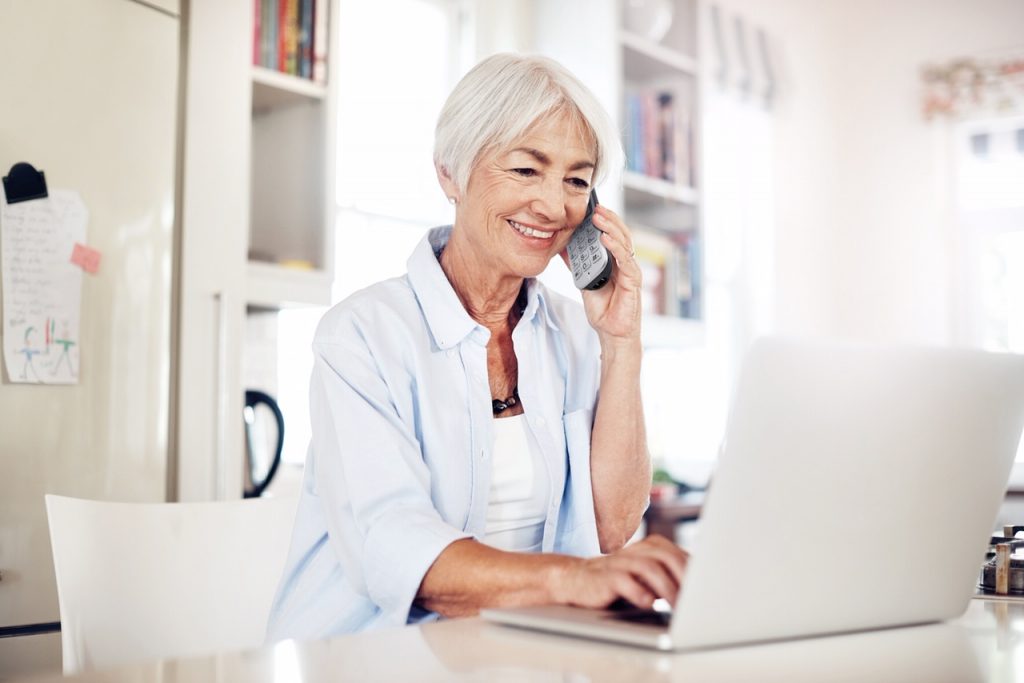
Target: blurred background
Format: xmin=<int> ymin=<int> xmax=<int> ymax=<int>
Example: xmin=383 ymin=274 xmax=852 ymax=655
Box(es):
xmin=252 ymin=0 xmax=1024 ymax=495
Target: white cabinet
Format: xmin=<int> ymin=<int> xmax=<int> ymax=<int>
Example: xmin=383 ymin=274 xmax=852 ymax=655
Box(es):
xmin=248 ymin=8 xmax=338 ymax=308
xmin=176 ymin=0 xmax=251 ymax=502
xmin=175 ymin=0 xmax=337 ymax=502
xmin=248 ymin=78 xmax=336 ymax=305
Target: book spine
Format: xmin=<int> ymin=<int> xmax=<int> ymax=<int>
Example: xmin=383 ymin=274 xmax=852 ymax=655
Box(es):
xmin=687 ymin=112 xmax=696 ymax=188
xmin=686 ymin=235 xmax=701 ymax=318
xmin=312 ymin=0 xmax=328 ymax=84
xmin=253 ymin=0 xmax=261 ymax=66
xmin=299 ymin=0 xmax=313 ymax=79
xmin=285 ymin=0 xmax=299 ymax=75
xmin=625 ymin=93 xmax=638 ymax=173
xmin=642 ymin=92 xmax=659 ymax=178
xmin=260 ymin=0 xmax=269 ymax=67
xmin=277 ymin=0 xmax=288 ymax=72
xmin=658 ymin=92 xmax=674 ymax=182
xmin=675 ymin=105 xmax=689 ymax=187
xmin=267 ymin=0 xmax=278 ymax=70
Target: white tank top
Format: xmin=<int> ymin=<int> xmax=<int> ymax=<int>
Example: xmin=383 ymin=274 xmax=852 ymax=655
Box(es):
xmin=482 ymin=414 xmax=550 ymax=552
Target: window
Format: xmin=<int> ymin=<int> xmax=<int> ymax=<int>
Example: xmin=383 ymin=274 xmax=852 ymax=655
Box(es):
xmin=957 ymin=116 xmax=1024 ymax=476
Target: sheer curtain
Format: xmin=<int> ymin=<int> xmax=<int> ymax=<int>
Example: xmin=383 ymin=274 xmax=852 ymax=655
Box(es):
xmin=953 ymin=115 xmax=1024 ymax=481
xmin=922 ymin=51 xmax=1024 ymax=481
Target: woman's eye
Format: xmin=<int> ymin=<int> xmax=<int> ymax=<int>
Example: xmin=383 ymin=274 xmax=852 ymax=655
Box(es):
xmin=512 ymin=168 xmax=537 ymax=177
xmin=568 ymin=178 xmax=590 ymax=189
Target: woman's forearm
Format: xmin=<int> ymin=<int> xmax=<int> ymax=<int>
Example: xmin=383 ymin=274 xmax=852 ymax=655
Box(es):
xmin=416 ymin=539 xmax=578 ymax=617
xmin=418 ymin=533 xmax=690 ymax=618
xmin=590 ymin=337 xmax=651 ymax=552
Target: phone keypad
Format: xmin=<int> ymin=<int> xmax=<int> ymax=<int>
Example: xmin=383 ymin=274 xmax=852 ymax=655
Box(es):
xmin=569 ymin=218 xmax=610 ymax=289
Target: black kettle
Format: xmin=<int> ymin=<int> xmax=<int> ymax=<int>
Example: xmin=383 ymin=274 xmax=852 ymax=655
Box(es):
xmin=243 ymin=389 xmax=284 ymax=498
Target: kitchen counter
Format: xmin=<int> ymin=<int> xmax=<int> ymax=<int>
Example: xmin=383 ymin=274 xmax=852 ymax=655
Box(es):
xmin=15 ymin=597 xmax=1024 ymax=682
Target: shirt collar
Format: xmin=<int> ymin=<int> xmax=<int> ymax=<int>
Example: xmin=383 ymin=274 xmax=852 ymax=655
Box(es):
xmin=406 ymin=227 xmax=561 ymax=350
xmin=522 ymin=276 xmax=562 ymax=334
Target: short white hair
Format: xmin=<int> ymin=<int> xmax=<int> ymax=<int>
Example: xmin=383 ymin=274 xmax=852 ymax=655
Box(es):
xmin=434 ymin=53 xmax=623 ymax=194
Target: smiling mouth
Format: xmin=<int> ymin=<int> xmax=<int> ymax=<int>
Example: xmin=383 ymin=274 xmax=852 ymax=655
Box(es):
xmin=508 ymin=220 xmax=556 ymax=240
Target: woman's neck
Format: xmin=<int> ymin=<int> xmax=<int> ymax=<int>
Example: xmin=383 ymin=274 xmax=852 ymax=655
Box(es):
xmin=439 ymin=228 xmax=524 ymax=331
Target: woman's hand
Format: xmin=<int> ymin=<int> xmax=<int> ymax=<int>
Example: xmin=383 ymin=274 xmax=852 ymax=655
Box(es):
xmin=562 ymin=205 xmax=643 ymax=343
xmin=550 ymin=535 xmax=689 ymax=609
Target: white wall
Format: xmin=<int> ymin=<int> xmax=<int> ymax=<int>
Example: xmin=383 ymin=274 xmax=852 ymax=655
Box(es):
xmin=472 ymin=0 xmax=535 ymax=58
xmin=714 ymin=0 xmax=1024 ymax=344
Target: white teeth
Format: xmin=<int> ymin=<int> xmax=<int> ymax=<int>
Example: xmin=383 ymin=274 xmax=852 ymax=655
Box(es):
xmin=509 ymin=220 xmax=554 ymax=239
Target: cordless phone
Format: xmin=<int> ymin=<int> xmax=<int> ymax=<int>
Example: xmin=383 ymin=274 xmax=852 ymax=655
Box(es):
xmin=567 ymin=191 xmax=612 ymax=291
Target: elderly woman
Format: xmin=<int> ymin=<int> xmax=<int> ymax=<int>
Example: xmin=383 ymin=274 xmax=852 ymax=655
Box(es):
xmin=267 ymin=53 xmax=688 ymax=640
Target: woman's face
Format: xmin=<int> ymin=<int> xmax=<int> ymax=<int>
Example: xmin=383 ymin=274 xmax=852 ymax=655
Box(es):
xmin=452 ymin=111 xmax=597 ymax=279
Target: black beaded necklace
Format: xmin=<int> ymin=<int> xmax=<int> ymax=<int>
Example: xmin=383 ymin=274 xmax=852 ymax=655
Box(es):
xmin=491 ymin=287 xmax=527 ymax=416
xmin=492 ymin=387 xmax=520 ymax=415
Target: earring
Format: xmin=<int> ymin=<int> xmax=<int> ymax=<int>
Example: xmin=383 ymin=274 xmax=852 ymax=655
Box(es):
xmin=448 ymin=196 xmax=457 ymax=205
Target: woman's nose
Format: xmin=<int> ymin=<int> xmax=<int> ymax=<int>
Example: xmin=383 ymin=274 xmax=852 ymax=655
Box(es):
xmin=529 ymin=178 xmax=568 ymax=224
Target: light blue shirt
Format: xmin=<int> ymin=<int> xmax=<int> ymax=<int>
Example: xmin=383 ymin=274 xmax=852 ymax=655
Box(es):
xmin=266 ymin=226 xmax=602 ymax=641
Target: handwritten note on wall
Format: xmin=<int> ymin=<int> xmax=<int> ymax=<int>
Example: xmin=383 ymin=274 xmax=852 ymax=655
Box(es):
xmin=1 ymin=190 xmax=87 ymax=384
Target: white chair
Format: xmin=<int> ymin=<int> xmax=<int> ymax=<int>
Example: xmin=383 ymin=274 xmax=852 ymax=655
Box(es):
xmin=45 ymin=494 xmax=297 ymax=674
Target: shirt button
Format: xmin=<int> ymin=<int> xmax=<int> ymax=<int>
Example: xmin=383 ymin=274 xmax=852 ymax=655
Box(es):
xmin=535 ymin=416 xmax=546 ymax=427
xmin=446 ymin=349 xmax=455 ymax=358
xmin=479 ymin=449 xmax=485 ymax=459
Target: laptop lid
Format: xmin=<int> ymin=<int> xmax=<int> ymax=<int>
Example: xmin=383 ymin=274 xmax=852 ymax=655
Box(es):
xmin=670 ymin=337 xmax=1024 ymax=649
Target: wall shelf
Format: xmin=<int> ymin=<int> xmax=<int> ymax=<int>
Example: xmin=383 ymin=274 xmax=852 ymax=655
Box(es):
xmin=620 ymin=30 xmax=698 ymax=79
xmin=246 ymin=261 xmax=332 ymax=308
xmin=623 ymin=170 xmax=699 ymax=205
xmin=251 ymin=66 xmax=326 ymax=111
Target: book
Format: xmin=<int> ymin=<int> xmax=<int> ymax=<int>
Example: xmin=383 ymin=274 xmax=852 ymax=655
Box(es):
xmin=299 ymin=0 xmax=313 ymax=79
xmin=277 ymin=0 xmax=287 ymax=72
xmin=675 ymin=104 xmax=690 ymax=187
xmin=266 ymin=0 xmax=277 ymax=69
xmin=657 ymin=92 xmax=674 ymax=181
xmin=312 ymin=0 xmax=328 ymax=84
xmin=253 ymin=0 xmax=261 ymax=66
xmin=624 ymin=92 xmax=639 ymax=172
xmin=284 ymin=0 xmax=299 ymax=75
xmin=641 ymin=92 xmax=659 ymax=177
xmin=260 ymin=0 xmax=273 ymax=68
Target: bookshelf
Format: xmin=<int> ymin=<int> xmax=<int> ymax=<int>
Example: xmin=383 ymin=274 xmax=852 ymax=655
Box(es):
xmin=247 ymin=0 xmax=337 ymax=308
xmin=174 ymin=0 xmax=338 ymax=501
xmin=619 ymin=0 xmax=703 ymax=326
xmin=533 ymin=0 xmax=703 ymax=342
xmin=252 ymin=66 xmax=326 ymax=107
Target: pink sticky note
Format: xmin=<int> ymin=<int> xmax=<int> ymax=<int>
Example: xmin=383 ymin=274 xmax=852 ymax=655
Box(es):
xmin=70 ymin=242 xmax=101 ymax=274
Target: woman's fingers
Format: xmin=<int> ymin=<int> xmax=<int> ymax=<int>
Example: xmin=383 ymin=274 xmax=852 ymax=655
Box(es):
xmin=631 ymin=535 xmax=690 ymax=589
xmin=618 ymin=555 xmax=680 ymax=605
xmin=612 ymin=571 xmax=657 ymax=608
xmin=593 ymin=210 xmax=633 ymax=256
xmin=560 ymin=537 xmax=690 ymax=610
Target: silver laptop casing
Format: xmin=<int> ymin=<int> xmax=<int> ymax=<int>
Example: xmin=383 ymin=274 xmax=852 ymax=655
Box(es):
xmin=484 ymin=337 xmax=1024 ymax=650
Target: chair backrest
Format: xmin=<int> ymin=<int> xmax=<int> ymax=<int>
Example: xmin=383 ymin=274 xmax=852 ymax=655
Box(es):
xmin=45 ymin=494 xmax=297 ymax=674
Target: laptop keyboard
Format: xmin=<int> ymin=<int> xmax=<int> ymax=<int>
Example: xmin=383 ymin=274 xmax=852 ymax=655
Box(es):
xmin=604 ymin=599 xmax=672 ymax=627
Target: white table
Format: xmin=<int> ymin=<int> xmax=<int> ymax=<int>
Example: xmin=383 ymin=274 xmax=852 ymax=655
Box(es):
xmin=20 ymin=598 xmax=1024 ymax=682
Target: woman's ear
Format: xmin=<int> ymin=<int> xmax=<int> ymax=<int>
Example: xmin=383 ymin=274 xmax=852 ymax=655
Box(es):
xmin=435 ymin=163 xmax=459 ymax=205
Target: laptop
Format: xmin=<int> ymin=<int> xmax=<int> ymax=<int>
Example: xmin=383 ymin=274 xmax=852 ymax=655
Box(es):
xmin=482 ymin=337 xmax=1024 ymax=651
